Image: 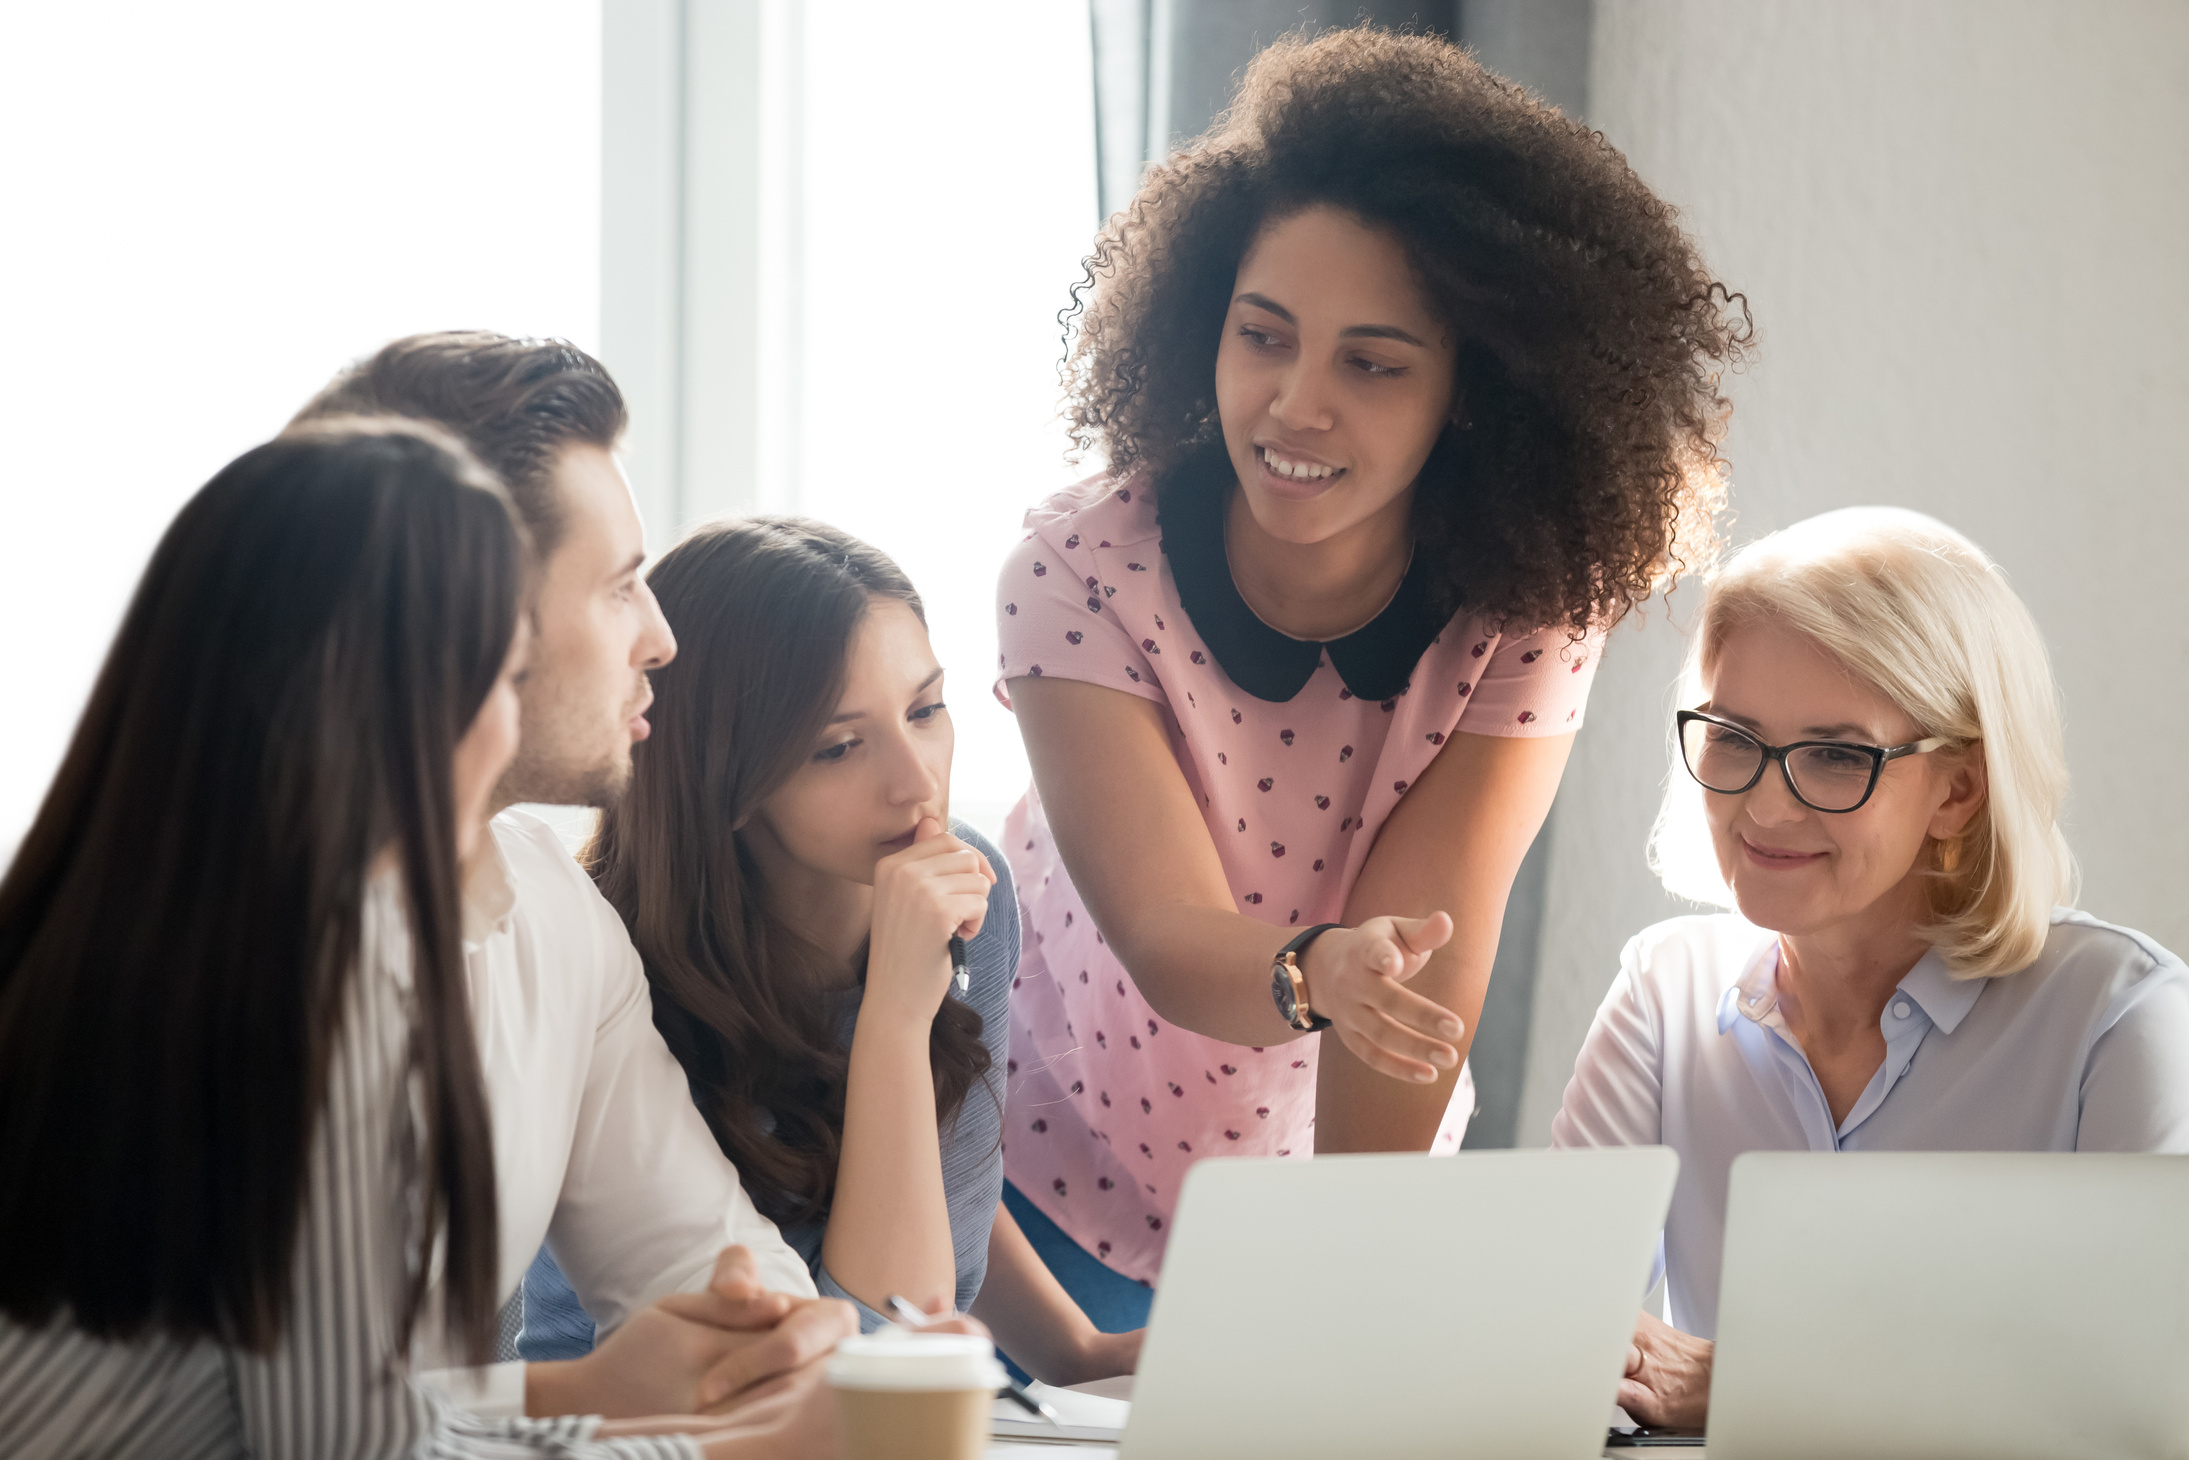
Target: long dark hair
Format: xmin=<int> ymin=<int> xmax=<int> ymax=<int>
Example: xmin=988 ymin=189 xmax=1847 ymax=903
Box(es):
xmin=587 ymin=517 xmax=991 ymax=1228
xmin=0 ymin=420 xmax=520 ymax=1361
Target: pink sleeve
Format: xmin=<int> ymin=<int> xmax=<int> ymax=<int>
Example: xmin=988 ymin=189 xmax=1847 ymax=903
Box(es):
xmin=1460 ymin=622 xmax=1606 ymax=737
xmin=993 ymin=523 xmax=1164 ymax=711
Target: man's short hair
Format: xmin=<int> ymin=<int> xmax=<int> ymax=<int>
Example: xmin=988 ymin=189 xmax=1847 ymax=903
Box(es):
xmin=291 ymin=331 xmax=627 ymax=555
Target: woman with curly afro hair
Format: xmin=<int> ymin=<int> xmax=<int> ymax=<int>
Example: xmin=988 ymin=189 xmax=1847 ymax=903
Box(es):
xmin=988 ymin=26 xmax=1749 ymax=1328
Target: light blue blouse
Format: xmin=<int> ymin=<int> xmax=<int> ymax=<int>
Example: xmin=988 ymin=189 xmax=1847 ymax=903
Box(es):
xmin=1552 ymin=909 xmax=2189 ymax=1339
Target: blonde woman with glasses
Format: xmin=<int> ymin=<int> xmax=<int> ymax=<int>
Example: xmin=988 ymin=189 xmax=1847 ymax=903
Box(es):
xmin=1552 ymin=507 xmax=2189 ymax=1430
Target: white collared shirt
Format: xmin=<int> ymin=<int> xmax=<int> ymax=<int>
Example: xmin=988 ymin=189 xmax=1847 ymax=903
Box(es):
xmin=1551 ymin=909 xmax=2189 ymax=1339
xmin=420 ymin=811 xmax=816 ymax=1412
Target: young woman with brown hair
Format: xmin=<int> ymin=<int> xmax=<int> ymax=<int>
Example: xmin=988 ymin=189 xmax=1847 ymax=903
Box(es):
xmin=994 ymin=25 xmax=1751 ymax=1322
xmin=554 ymin=516 xmax=1136 ymax=1385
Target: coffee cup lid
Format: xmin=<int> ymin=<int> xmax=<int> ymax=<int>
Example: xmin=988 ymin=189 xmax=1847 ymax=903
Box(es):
xmin=826 ymin=1328 xmax=1008 ymax=1392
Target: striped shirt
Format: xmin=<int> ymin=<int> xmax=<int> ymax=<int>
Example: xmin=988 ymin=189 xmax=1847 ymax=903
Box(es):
xmin=0 ymin=875 xmax=698 ymax=1460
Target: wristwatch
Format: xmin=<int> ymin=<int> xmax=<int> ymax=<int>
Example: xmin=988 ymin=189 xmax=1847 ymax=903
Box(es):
xmin=1270 ymin=923 xmax=1343 ymax=1033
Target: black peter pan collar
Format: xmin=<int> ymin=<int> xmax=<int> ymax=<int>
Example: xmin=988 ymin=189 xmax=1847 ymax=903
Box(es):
xmin=1156 ymin=447 xmax=1447 ymax=704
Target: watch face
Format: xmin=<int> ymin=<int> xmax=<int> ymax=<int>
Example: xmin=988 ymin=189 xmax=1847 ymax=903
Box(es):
xmin=1271 ymin=963 xmax=1299 ymax=1023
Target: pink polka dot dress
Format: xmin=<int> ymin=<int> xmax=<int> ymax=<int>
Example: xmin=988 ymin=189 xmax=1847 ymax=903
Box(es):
xmin=992 ymin=466 xmax=1604 ymax=1286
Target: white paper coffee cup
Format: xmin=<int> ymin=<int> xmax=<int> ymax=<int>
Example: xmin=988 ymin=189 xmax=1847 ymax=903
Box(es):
xmin=828 ymin=1329 xmax=1006 ymax=1460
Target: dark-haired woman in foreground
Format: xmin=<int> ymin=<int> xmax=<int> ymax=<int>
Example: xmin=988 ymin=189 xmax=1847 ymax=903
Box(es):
xmin=572 ymin=517 xmax=1135 ymax=1383
xmin=0 ymin=424 xmax=838 ymax=1458
xmin=996 ymin=25 xmax=1750 ymax=1318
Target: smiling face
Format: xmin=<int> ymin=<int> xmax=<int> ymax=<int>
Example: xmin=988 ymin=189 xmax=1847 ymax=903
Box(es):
xmin=1700 ymin=620 xmax=1985 ymax=942
xmin=1212 ymin=204 xmax=1459 ymax=546
xmin=746 ymin=597 xmax=952 ymax=889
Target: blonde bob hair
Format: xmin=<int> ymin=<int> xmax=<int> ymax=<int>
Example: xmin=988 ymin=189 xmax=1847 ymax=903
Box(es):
xmin=1649 ymin=507 xmax=2075 ymax=978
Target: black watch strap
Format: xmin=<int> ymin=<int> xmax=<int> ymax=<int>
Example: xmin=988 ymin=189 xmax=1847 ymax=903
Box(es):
xmin=1273 ymin=923 xmax=1343 ymax=1033
xmin=1280 ymin=922 xmax=1343 ymax=963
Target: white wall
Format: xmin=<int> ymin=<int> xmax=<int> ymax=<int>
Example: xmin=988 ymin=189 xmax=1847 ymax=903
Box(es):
xmin=1517 ymin=0 xmax=2189 ymax=1140
xmin=0 ymin=2 xmax=601 ymax=864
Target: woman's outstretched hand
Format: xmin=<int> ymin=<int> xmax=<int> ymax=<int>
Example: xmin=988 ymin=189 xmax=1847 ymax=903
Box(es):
xmin=1298 ymin=912 xmax=1462 ymax=1082
xmin=865 ymin=816 xmax=995 ymax=1026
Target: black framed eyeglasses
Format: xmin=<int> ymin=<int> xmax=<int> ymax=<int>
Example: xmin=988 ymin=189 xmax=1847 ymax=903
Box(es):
xmin=1676 ymin=709 xmax=1948 ymax=814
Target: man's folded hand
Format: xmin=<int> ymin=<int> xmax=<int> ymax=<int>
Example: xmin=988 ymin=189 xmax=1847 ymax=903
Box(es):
xmin=527 ymin=1244 xmax=853 ymax=1419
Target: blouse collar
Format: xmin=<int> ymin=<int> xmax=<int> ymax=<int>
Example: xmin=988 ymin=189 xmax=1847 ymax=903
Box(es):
xmin=1724 ymin=935 xmax=1986 ymax=1037
xmin=1156 ymin=446 xmax=1446 ymax=703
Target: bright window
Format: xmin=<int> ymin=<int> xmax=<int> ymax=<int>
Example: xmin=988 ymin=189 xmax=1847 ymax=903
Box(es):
xmin=1 ymin=3 xmax=1095 ymax=857
xmin=0 ymin=2 xmax=603 ymax=859
xmin=784 ymin=2 xmax=1098 ymax=836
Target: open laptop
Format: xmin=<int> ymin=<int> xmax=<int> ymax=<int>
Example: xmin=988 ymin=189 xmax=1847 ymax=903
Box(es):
xmin=1092 ymin=1147 xmax=1676 ymax=1459
xmin=1708 ymin=1152 xmax=2189 ymax=1460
